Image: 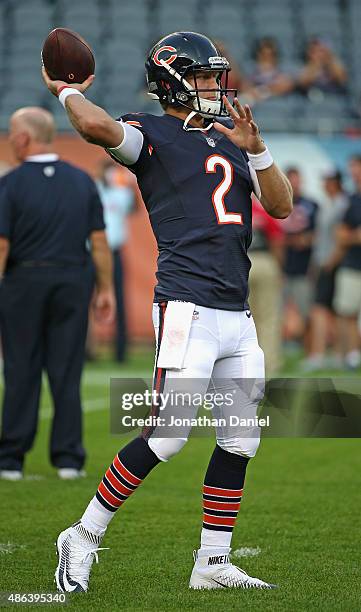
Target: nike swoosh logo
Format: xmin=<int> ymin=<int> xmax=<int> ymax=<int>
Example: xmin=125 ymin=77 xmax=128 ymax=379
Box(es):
xmin=59 ymin=538 xmax=80 ymax=592
xmin=63 ymin=553 xmax=78 ymax=592
xmin=246 ymin=311 xmax=252 ymax=318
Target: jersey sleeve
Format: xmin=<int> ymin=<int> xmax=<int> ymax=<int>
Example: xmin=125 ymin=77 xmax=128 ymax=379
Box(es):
xmin=105 ymin=114 xmax=151 ymax=175
xmin=247 ymin=162 xmax=262 ymax=200
xmin=236 ymin=146 xmax=261 ymax=199
xmin=88 ymin=179 xmax=106 ymax=234
xmin=0 ymin=177 xmax=13 ymax=239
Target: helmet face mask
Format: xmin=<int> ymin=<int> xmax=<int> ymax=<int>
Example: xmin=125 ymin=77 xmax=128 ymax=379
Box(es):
xmin=146 ymin=32 xmax=237 ymax=118
xmin=175 ymin=65 xmax=231 ymax=118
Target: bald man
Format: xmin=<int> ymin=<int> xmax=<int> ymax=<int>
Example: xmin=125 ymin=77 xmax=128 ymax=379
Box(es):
xmin=0 ymin=107 xmax=115 ymax=480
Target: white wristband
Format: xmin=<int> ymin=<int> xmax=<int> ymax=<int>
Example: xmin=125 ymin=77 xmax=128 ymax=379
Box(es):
xmin=58 ymin=88 xmax=85 ymax=108
xmin=247 ymin=147 xmax=273 ymax=171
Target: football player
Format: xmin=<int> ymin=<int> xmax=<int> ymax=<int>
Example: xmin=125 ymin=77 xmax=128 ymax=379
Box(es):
xmin=43 ymin=32 xmax=292 ymax=591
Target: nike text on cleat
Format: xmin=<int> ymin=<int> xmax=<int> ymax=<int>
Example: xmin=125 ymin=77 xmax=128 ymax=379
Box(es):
xmin=189 ymin=549 xmax=277 ymax=590
xmin=54 ymin=524 xmax=108 ymax=592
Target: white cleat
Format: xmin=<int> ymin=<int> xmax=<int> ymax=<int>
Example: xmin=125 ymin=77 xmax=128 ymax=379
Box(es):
xmin=189 ymin=549 xmax=277 ymax=590
xmin=0 ymin=470 xmax=23 ymax=481
xmin=55 ymin=522 xmax=107 ymax=593
xmin=57 ymin=469 xmax=86 ymax=480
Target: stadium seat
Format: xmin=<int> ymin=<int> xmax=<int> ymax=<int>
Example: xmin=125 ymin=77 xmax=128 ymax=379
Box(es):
xmin=109 ymin=0 xmax=147 ymax=10
xmin=107 ymin=6 xmax=149 ymax=45
xmin=301 ymin=18 xmax=342 ymax=37
xmin=203 ymin=6 xmax=250 ymax=61
xmin=0 ymin=86 xmax=43 ymax=112
xmin=207 ymin=3 xmax=243 ymax=23
xmin=250 ymin=109 xmax=294 ymax=132
xmin=304 ymin=95 xmax=350 ymax=121
xmin=348 ymin=0 xmax=361 ymax=18
xmin=157 ymin=8 xmax=200 ymax=38
xmin=251 ymin=4 xmax=294 ymax=23
xmin=61 ymin=0 xmax=98 ymax=9
xmin=0 ymin=0 xmax=356 ymax=133
xmin=253 ymin=96 xmax=294 ymax=114
xmin=110 ymin=2 xmax=148 ymax=20
xmin=106 ymin=38 xmax=145 ymax=63
xmin=203 ymin=29 xmax=248 ymax=64
xmin=8 ymin=51 xmax=43 ymax=76
xmin=61 ymin=15 xmax=102 ymax=38
xmin=251 ymin=0 xmax=292 ymax=6
xmin=298 ymin=0 xmax=339 ymax=8
xmin=12 ymin=0 xmax=52 ymax=27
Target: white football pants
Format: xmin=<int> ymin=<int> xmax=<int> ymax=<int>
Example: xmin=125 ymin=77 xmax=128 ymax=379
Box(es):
xmin=146 ymin=303 xmax=265 ymax=462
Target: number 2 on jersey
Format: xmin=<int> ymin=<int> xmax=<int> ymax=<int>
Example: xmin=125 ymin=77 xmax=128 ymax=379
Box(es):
xmin=205 ymin=154 xmax=243 ymax=225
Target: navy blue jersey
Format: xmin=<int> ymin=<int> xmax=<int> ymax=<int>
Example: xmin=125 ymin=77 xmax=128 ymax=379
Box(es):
xmin=0 ymin=160 xmax=105 ymax=267
xmin=341 ymin=194 xmax=361 ymax=271
xmin=109 ymin=112 xmax=256 ymax=310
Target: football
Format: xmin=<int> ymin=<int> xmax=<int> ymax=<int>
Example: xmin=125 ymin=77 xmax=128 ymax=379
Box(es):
xmin=42 ymin=27 xmax=95 ymax=84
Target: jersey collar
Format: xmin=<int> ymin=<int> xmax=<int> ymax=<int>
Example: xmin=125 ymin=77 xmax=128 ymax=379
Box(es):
xmin=164 ymin=111 xmax=214 ymax=132
xmin=25 ymin=154 xmax=59 ymax=162
xmin=183 ymin=111 xmax=214 ymax=132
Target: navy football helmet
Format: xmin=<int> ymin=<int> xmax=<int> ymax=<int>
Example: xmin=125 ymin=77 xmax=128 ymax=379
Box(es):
xmin=145 ymin=32 xmax=236 ymax=118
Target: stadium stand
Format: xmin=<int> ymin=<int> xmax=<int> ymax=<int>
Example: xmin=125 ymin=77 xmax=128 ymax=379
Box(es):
xmin=0 ymin=0 xmax=360 ymax=132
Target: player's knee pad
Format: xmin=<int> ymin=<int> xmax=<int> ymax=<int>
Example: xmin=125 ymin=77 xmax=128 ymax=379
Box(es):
xmin=217 ymin=431 xmax=261 ymax=459
xmin=147 ymin=437 xmax=188 ymax=462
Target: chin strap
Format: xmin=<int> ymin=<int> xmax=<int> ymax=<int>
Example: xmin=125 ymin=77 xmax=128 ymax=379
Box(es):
xmin=159 ymin=59 xmax=223 ymax=121
xmin=183 ymin=111 xmax=214 ymax=132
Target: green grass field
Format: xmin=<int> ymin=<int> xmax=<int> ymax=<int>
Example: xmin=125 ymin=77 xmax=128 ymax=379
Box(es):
xmin=0 ymin=348 xmax=360 ymax=611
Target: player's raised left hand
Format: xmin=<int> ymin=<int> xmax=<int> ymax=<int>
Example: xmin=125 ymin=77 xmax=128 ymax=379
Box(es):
xmin=42 ymin=66 xmax=95 ymax=97
xmin=214 ymin=96 xmax=266 ymax=155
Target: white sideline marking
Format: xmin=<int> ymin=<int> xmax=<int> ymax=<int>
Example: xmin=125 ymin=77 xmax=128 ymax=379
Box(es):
xmin=24 ymin=474 xmax=45 ymax=481
xmin=232 ymin=547 xmax=262 ymax=558
xmin=0 ymin=542 xmax=27 ymax=555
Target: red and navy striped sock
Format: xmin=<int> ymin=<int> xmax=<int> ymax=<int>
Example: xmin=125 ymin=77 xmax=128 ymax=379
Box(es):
xmin=95 ymin=437 xmax=160 ymax=512
xmin=81 ymin=436 xmax=161 ymax=536
xmin=201 ymin=445 xmax=250 ymax=549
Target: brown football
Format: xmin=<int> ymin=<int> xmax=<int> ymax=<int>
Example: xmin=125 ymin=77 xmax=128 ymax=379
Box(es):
xmin=42 ymin=28 xmax=95 ymax=83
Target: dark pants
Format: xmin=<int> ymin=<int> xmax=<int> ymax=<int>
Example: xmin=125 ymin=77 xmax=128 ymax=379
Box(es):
xmin=0 ymin=265 xmax=93 ymax=471
xmin=113 ymin=249 xmax=127 ymax=362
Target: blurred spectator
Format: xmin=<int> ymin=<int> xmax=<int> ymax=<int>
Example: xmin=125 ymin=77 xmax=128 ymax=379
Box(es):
xmin=244 ymin=38 xmax=294 ymax=102
xmin=248 ymin=198 xmax=284 ymax=375
xmin=96 ymin=158 xmax=137 ymax=362
xmin=282 ymin=167 xmax=319 ymax=342
xmin=303 ymin=169 xmax=348 ymax=371
xmin=333 ymin=156 xmax=361 ymax=370
xmin=297 ymin=38 xmax=347 ymax=96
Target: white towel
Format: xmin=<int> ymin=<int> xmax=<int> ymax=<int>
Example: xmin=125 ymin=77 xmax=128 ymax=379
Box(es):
xmin=157 ymin=301 xmax=195 ymax=370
